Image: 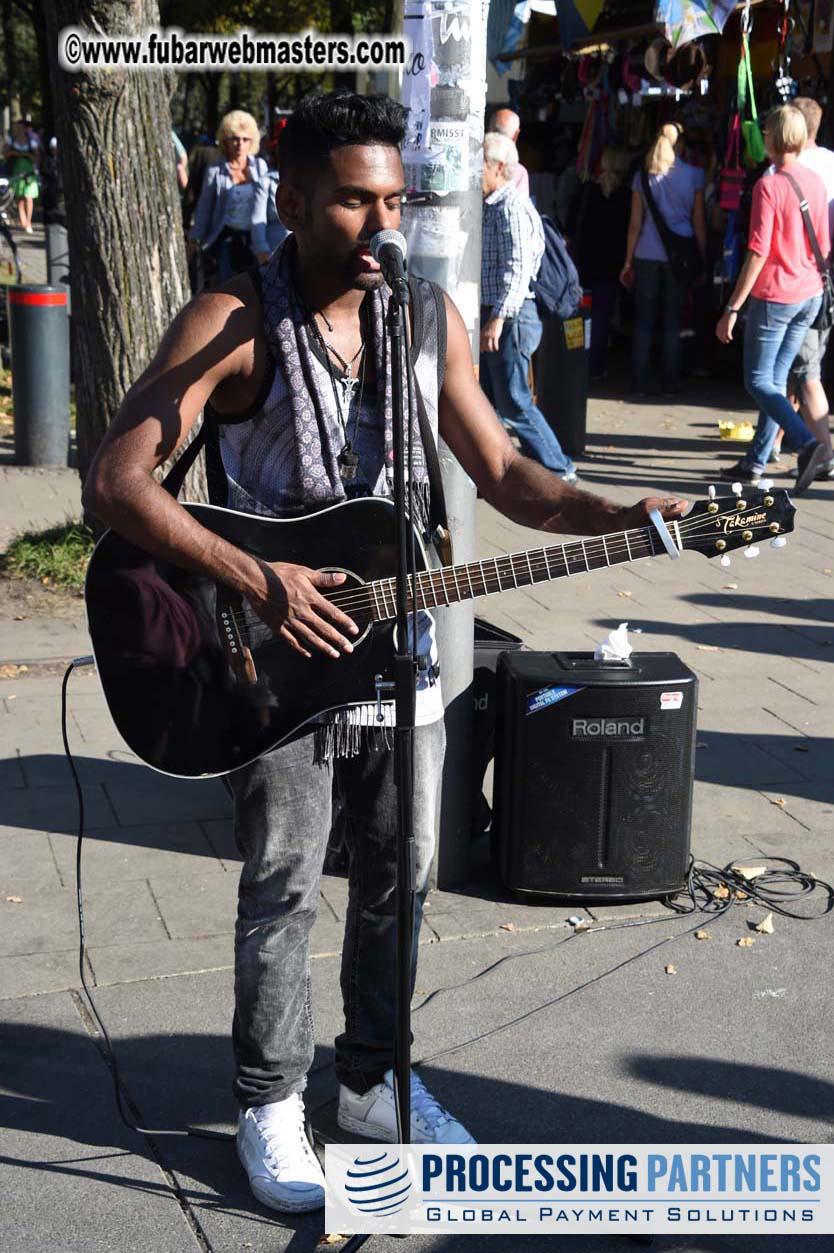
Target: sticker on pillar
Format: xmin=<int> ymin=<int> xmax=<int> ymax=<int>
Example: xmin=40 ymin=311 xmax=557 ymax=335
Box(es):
xmin=527 ymin=685 xmax=583 ymax=715
xmin=660 ymin=690 xmax=684 ymax=710
xmin=564 ymin=317 xmax=584 ymax=349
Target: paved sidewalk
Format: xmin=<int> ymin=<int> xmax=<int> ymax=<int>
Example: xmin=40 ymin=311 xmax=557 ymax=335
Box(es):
xmin=1 ymin=376 xmax=833 ymax=1252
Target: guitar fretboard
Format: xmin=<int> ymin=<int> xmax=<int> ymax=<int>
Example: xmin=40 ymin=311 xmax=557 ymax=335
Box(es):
xmin=364 ymin=524 xmax=661 ymax=621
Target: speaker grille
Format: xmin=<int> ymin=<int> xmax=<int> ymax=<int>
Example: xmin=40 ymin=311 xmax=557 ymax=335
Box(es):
xmin=494 ymin=653 xmax=697 ymax=899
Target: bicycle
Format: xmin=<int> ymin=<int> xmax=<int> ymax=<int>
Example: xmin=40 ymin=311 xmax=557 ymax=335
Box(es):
xmin=0 ymin=176 xmax=22 ymax=285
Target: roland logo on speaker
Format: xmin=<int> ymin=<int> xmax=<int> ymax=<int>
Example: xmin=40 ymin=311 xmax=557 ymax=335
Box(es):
xmin=571 ymin=717 xmax=645 ymax=739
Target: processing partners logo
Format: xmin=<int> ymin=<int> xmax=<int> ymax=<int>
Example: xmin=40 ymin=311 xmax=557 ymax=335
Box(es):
xmin=326 ymin=1144 xmax=834 ymax=1236
xmin=343 ymin=1148 xmax=412 ymax=1218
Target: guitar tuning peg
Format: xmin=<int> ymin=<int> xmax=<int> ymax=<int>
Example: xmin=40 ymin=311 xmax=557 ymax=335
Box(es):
xmin=708 ymin=485 xmax=716 ymax=500
xmin=720 ymin=554 xmax=732 ymax=566
xmin=759 ymin=479 xmax=773 ymax=491
xmin=770 ymin=536 xmax=787 ymax=549
xmin=732 ymin=481 xmax=743 ymax=495
xmin=744 ymin=545 xmax=760 ymax=559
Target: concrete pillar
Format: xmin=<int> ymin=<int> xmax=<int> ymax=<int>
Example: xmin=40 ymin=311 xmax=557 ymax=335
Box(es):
xmin=398 ymin=0 xmax=486 ymax=887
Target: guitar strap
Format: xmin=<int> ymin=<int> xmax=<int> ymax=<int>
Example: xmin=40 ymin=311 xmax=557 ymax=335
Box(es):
xmin=160 ymin=276 xmax=453 ymax=564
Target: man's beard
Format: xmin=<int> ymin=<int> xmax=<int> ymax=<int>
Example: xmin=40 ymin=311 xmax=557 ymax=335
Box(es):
xmin=352 ymin=272 xmax=386 ymax=292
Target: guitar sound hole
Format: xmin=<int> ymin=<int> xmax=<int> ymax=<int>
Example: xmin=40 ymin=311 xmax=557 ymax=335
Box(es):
xmin=320 ymin=568 xmax=375 ymax=642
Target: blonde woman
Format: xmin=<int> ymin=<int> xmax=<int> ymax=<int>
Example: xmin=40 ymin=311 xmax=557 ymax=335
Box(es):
xmin=715 ymin=105 xmax=829 ymax=493
xmin=572 ymin=147 xmax=631 ymax=378
xmin=188 ymin=110 xmax=270 ymax=285
xmin=620 ymin=121 xmax=706 ymax=395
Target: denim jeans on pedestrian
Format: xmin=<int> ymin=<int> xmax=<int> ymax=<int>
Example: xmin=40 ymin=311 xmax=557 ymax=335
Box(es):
xmin=228 ymin=719 xmax=445 ymax=1109
xmin=632 ymin=258 xmax=686 ymax=391
xmin=742 ymin=295 xmax=821 ymax=473
xmin=480 ymin=299 xmax=575 ymax=476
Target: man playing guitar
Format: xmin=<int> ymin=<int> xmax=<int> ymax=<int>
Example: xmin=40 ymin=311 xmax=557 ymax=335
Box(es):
xmin=83 ymin=92 xmax=685 ymax=1214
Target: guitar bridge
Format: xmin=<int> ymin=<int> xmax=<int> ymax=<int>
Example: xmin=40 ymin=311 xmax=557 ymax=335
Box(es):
xmin=218 ymin=591 xmax=258 ymax=684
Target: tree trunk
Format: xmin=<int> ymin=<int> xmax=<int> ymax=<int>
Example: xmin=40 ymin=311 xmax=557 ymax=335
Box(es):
xmin=1 ymin=0 xmax=20 ymax=118
xmin=43 ymin=1 xmax=207 ymax=502
xmin=31 ymin=2 xmax=55 ymax=140
xmin=329 ymin=0 xmax=356 ymax=91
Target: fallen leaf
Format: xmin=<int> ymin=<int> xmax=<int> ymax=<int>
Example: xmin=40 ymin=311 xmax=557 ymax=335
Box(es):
xmin=0 ymin=664 xmax=28 ymax=679
xmin=723 ymin=582 xmax=738 ymax=590
xmin=770 ymin=796 xmax=787 ymax=807
xmin=737 ymin=937 xmax=756 ymax=947
xmin=824 ymin=568 xmax=832 ymax=575
xmin=665 ymin=964 xmax=677 ymax=974
xmin=7 ymin=694 xmax=16 ymax=700
xmin=318 ymin=1237 xmax=349 ymax=1246
xmin=6 ymin=895 xmax=22 ymax=904
xmin=755 ymin=912 xmax=775 ymax=935
xmin=12 ymin=615 xmax=26 ymax=621
xmin=618 ymin=590 xmax=633 ymax=598
xmin=694 ymin=930 xmax=711 ymax=940
xmin=500 ymin=922 xmax=517 ymax=932
xmin=696 ymin=644 xmax=719 ymax=652
xmin=735 ymin=890 xmax=748 ymax=901
xmin=732 ymin=865 xmax=767 ymax=879
xmin=572 ymin=920 xmax=592 ymax=932
xmin=713 ymin=885 xmax=730 ymax=900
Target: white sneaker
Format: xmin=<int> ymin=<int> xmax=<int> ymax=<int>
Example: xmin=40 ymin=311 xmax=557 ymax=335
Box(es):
xmin=337 ymin=1069 xmax=476 ymax=1144
xmin=237 ymin=1093 xmax=325 ymax=1212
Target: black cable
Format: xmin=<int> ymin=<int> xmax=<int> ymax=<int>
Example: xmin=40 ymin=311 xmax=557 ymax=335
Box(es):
xmin=65 ymin=660 xmax=834 ymax=1139
xmin=62 ymin=659 xmax=234 ymax=1144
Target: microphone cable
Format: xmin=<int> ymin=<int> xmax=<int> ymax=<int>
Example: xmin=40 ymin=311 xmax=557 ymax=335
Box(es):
xmin=62 ymin=658 xmax=234 ymax=1145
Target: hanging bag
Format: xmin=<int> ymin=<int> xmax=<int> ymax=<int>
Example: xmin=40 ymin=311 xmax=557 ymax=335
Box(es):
xmin=739 ymin=35 xmax=766 ymax=168
xmin=777 ymin=169 xmax=834 ymax=332
xmin=718 ymin=115 xmax=745 ymax=211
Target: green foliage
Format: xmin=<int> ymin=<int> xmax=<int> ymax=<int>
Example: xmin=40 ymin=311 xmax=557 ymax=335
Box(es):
xmin=2 ymin=521 xmax=95 ymax=590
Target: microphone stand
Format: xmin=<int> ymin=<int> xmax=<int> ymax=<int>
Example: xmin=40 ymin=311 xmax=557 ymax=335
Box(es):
xmin=341 ymin=280 xmax=416 ymax=1252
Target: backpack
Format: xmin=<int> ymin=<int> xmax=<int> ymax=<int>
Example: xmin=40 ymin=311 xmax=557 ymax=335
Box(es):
xmin=533 ymin=214 xmax=583 ymax=320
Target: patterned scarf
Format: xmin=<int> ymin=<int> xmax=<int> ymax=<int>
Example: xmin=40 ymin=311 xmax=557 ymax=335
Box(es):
xmin=259 ymin=236 xmax=430 ymax=529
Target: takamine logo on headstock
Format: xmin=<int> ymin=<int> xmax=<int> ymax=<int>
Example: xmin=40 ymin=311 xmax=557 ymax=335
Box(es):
xmin=722 ymin=510 xmax=767 ymax=534
xmin=680 ymin=482 xmax=797 ymax=562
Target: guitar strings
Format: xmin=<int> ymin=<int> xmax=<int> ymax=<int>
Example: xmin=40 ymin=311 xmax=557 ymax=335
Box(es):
xmin=319 ymin=502 xmax=775 ymax=615
xmin=218 ymin=501 xmax=782 ymax=626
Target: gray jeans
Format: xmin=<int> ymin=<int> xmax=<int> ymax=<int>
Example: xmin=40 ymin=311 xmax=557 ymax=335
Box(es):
xmin=228 ymin=719 xmax=445 ymax=1110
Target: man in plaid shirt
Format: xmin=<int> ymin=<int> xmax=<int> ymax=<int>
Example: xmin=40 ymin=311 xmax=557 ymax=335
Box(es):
xmin=480 ymin=132 xmax=577 ymax=481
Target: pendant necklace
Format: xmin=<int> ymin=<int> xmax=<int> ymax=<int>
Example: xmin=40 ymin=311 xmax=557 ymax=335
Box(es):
xmin=310 ymin=305 xmax=368 ymax=485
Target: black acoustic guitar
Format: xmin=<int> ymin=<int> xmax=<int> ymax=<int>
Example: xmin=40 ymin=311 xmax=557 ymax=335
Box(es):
xmin=85 ymin=488 xmax=795 ymax=778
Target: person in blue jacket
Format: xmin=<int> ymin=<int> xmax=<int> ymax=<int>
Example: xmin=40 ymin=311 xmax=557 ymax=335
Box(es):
xmin=188 ymin=110 xmax=270 ymax=285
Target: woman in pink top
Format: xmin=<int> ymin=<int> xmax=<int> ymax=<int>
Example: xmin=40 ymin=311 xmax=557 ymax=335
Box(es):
xmin=716 ymin=105 xmax=829 ymax=494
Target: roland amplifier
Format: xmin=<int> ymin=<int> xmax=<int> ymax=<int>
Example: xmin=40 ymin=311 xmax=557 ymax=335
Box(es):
xmin=493 ymin=652 xmax=697 ymax=900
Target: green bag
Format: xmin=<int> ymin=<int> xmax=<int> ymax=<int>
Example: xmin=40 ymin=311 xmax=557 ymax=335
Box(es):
xmin=738 ymin=35 xmax=766 ymax=167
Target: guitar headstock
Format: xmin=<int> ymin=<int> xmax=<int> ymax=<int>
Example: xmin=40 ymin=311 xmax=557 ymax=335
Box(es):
xmin=679 ymin=483 xmax=796 ymax=564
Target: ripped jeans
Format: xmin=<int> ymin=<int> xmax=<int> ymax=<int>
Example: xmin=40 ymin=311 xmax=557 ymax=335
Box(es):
xmin=228 ymin=719 xmax=445 ymax=1109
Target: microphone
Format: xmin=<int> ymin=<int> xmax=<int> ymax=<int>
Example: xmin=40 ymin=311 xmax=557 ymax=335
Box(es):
xmin=370 ymin=229 xmax=410 ymax=304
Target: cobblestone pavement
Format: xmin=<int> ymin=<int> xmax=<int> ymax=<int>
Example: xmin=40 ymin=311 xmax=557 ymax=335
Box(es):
xmin=1 ymin=370 xmax=833 ymax=1252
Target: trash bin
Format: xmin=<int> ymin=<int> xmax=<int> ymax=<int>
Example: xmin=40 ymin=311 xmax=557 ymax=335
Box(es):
xmin=8 ymin=284 xmax=71 ymax=466
xmin=535 ymin=291 xmax=591 ymax=459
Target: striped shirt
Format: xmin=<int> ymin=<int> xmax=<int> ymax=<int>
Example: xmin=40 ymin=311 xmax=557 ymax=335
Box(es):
xmin=481 ymin=180 xmax=545 ymax=319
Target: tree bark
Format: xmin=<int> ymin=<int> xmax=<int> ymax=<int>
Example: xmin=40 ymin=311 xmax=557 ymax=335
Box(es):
xmin=42 ymin=1 xmax=206 ymax=502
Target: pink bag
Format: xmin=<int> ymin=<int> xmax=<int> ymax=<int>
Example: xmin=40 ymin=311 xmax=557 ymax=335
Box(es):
xmin=718 ymin=116 xmax=745 ymax=212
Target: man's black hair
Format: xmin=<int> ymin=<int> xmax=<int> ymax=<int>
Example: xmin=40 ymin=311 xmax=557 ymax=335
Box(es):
xmin=278 ymin=91 xmax=408 ymax=183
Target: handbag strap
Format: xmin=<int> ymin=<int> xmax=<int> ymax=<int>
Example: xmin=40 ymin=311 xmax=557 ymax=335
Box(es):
xmin=640 ymin=167 xmax=678 ymax=256
xmin=777 ymin=168 xmax=830 ymax=277
xmin=724 ymin=115 xmax=741 ymax=169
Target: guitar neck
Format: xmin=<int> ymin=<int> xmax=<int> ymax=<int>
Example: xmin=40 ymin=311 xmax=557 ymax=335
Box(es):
xmin=367 ymin=523 xmax=666 ymax=621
